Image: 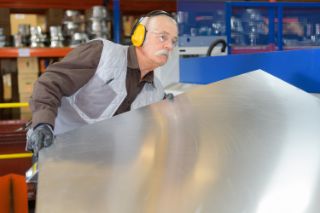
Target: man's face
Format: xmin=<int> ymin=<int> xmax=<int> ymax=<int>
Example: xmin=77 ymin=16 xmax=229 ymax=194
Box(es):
xmin=142 ymin=15 xmax=178 ymax=67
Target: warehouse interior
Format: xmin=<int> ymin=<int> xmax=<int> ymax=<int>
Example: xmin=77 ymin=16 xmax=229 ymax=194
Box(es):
xmin=1 ymin=0 xmax=320 ymax=212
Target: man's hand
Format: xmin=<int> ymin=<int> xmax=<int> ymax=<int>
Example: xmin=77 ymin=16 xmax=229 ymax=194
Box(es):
xmin=164 ymin=93 xmax=174 ymax=101
xmin=26 ymin=124 xmax=54 ymax=162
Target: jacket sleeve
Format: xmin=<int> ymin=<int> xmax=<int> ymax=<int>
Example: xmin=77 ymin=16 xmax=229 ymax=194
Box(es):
xmin=30 ymin=40 xmax=103 ymax=128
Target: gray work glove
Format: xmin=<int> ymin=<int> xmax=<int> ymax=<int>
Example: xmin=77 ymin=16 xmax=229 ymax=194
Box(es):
xmin=164 ymin=93 xmax=174 ymax=101
xmin=26 ymin=124 xmax=54 ymax=162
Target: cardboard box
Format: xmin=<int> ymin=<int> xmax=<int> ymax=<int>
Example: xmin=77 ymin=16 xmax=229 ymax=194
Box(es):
xmin=20 ymin=111 xmax=32 ymax=121
xmin=17 ymin=57 xmax=39 ymax=74
xmin=122 ymin=16 xmax=135 ymax=37
xmin=18 ymin=73 xmax=38 ymax=94
xmin=10 ymin=14 xmax=46 ymax=35
xmin=20 ymin=107 xmax=31 ymax=114
xmin=3 ymin=73 xmax=12 ymax=101
xmin=19 ymin=93 xmax=31 ymax=103
xmin=19 ymin=94 xmax=32 ymax=114
xmin=46 ymin=9 xmax=64 ymax=27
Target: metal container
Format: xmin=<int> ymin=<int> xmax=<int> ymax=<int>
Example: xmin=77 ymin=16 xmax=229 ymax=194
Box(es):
xmin=30 ymin=26 xmax=45 ymax=47
xmin=86 ymin=5 xmax=110 ymax=39
xmin=91 ymin=6 xmax=107 ymax=19
xmin=70 ymin=32 xmax=88 ymax=47
xmin=0 ymin=28 xmax=5 ymax=47
xmin=50 ymin=26 xmax=64 ymax=47
xmin=15 ymin=24 xmax=31 ymax=47
xmin=62 ymin=9 xmax=84 ymax=37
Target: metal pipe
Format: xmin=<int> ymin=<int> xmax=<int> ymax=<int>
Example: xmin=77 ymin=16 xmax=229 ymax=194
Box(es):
xmin=0 ymin=153 xmax=32 ymax=160
xmin=0 ymin=102 xmax=29 ymax=108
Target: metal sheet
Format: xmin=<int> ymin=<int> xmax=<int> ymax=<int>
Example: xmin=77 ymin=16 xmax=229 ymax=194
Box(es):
xmin=36 ymin=70 xmax=320 ymax=213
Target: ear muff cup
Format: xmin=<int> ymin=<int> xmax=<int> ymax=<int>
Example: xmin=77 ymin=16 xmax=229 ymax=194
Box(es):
xmin=131 ymin=24 xmax=146 ymax=47
xmin=131 ymin=10 xmax=173 ymax=47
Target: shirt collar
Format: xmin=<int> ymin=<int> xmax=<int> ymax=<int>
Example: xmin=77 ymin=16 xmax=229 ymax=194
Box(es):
xmin=127 ymin=45 xmax=154 ymax=85
xmin=141 ymin=71 xmax=154 ymax=84
xmin=127 ymin=45 xmax=139 ymax=69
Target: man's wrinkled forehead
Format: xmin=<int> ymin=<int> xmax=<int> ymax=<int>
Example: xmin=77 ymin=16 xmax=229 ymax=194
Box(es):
xmin=147 ymin=15 xmax=178 ymax=36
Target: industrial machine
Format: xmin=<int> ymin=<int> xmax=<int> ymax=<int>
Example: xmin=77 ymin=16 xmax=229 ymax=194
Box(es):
xmin=178 ymin=35 xmax=227 ymax=57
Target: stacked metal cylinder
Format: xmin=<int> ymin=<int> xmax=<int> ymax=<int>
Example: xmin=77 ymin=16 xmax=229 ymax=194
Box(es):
xmin=7 ymin=6 xmax=111 ymax=48
xmin=49 ymin=26 xmax=64 ymax=47
xmin=14 ymin=24 xmax=30 ymax=47
xmin=62 ymin=10 xmax=87 ymax=47
xmin=30 ymin=26 xmax=46 ymax=47
xmin=0 ymin=28 xmax=5 ymax=47
xmin=86 ymin=6 xmax=110 ymax=40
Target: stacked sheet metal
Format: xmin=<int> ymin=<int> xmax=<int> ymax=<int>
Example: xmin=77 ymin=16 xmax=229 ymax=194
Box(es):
xmin=36 ymin=70 xmax=320 ymax=213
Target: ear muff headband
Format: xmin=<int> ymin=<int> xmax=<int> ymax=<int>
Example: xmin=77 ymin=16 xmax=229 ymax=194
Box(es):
xmin=131 ymin=10 xmax=173 ymax=47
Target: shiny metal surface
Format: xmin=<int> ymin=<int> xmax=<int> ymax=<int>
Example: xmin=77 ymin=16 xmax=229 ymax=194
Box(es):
xmin=37 ymin=70 xmax=320 ymax=213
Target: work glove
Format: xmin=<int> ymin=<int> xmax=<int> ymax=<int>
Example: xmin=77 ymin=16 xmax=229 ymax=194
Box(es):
xmin=164 ymin=93 xmax=174 ymax=101
xmin=26 ymin=123 xmax=54 ymax=162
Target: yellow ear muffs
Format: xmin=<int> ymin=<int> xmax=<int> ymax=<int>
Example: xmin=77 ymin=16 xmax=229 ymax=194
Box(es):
xmin=131 ymin=24 xmax=146 ymax=47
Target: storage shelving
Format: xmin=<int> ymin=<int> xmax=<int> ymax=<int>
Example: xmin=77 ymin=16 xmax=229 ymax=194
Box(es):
xmin=0 ymin=47 xmax=72 ymax=58
xmin=225 ymin=2 xmax=320 ymax=54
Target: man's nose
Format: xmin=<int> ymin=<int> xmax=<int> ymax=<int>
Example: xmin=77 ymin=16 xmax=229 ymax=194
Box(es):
xmin=164 ymin=40 xmax=174 ymax=51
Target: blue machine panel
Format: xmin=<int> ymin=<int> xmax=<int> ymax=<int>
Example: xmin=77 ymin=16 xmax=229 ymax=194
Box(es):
xmin=180 ymin=48 xmax=320 ymax=92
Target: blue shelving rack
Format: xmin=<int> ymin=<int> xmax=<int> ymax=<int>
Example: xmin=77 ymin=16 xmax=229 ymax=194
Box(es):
xmin=225 ymin=2 xmax=320 ymax=54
